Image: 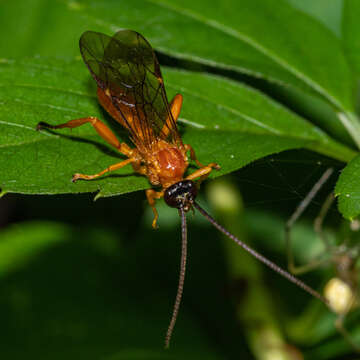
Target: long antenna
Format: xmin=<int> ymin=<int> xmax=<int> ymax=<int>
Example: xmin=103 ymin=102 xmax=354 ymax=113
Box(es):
xmin=193 ymin=201 xmax=329 ymax=305
xmin=165 ymin=206 xmax=188 ymax=349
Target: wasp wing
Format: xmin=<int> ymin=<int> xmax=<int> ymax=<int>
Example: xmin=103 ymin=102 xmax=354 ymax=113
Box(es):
xmin=79 ymin=30 xmax=181 ymax=150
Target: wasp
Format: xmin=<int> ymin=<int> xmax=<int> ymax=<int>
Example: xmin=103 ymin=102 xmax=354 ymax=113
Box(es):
xmin=37 ymin=30 xmax=328 ymax=348
xmin=38 ymin=30 xmax=219 ymax=228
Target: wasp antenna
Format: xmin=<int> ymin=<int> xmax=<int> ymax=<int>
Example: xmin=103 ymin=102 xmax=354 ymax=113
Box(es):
xmin=193 ymin=201 xmax=329 ymax=306
xmin=165 ymin=206 xmax=188 ymax=349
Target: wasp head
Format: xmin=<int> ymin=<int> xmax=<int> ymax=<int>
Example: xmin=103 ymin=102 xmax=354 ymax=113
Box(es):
xmin=164 ymin=180 xmax=198 ymax=211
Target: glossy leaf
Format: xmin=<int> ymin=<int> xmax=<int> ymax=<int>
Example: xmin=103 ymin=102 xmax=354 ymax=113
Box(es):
xmin=0 ymin=0 xmax=104 ymax=58
xmin=2 ymin=0 xmax=359 ymax=147
xmin=2 ymin=0 xmax=353 ymax=109
xmin=0 ymin=58 xmax=354 ymax=197
xmin=69 ymin=0 xmax=353 ymax=110
xmin=2 ymin=0 xmax=360 ymax=152
xmin=64 ymin=0 xmax=360 ymax=149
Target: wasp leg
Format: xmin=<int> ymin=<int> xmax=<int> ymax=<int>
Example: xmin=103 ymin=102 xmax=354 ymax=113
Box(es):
xmin=185 ymin=163 xmax=220 ymax=187
xmin=161 ymin=94 xmax=183 ymax=138
xmin=184 ymin=143 xmax=221 ymax=170
xmin=72 ymin=158 xmax=134 ymax=182
xmin=37 ymin=117 xmax=133 ymax=157
xmin=146 ymin=189 xmax=164 ymax=229
xmin=131 ymin=161 xmax=147 ymax=176
xmin=184 ymin=144 xmax=203 ymax=168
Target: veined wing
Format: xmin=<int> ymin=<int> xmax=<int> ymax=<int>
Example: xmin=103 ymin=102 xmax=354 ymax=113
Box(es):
xmin=79 ymin=30 xmax=182 ymax=150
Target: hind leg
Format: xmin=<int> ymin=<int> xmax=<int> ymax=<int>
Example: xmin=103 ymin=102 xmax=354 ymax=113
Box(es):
xmin=37 ymin=117 xmax=133 ymax=157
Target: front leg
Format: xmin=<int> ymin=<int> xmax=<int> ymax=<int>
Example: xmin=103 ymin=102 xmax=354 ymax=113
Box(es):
xmin=184 ymin=143 xmax=220 ymax=186
xmin=184 ymin=144 xmax=204 ymax=168
xmin=72 ymin=158 xmax=135 ymax=182
xmin=146 ymin=189 xmax=164 ymax=229
xmin=184 ymin=144 xmax=220 ymax=170
xmin=185 ymin=163 xmax=220 ymax=187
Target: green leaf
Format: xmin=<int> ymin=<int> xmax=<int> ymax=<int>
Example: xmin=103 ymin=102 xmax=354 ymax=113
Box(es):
xmin=3 ymin=0 xmax=360 ymax=148
xmin=68 ymin=0 xmax=353 ymax=110
xmin=66 ymin=0 xmax=360 ymax=149
xmin=335 ymin=154 xmax=360 ymax=219
xmin=2 ymin=0 xmax=353 ymax=110
xmin=0 ymin=0 xmax=103 ymax=58
xmin=0 ymin=57 xmax=355 ymax=197
xmin=343 ymin=0 xmax=360 ymax=78
xmin=287 ymin=0 xmax=343 ymax=37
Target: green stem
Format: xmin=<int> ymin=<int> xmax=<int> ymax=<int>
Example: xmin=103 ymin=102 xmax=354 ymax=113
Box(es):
xmin=337 ymin=111 xmax=360 ymax=151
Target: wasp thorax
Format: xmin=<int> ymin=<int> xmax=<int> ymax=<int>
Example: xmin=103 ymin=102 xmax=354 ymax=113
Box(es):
xmin=164 ymin=180 xmax=198 ymax=210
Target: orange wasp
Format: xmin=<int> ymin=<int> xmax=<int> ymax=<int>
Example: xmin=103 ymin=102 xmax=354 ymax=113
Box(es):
xmin=37 ymin=30 xmax=329 ymax=348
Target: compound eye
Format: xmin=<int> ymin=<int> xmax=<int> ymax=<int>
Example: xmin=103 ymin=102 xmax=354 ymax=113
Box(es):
xmin=185 ymin=180 xmax=198 ymax=199
xmin=164 ymin=192 xmax=181 ymax=208
xmin=164 ymin=183 xmax=181 ymax=208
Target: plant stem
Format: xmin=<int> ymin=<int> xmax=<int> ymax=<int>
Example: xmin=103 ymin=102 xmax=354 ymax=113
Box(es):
xmin=337 ymin=112 xmax=360 ymax=150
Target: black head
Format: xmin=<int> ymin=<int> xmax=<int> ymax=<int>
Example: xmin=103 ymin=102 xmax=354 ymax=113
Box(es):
xmin=164 ymin=180 xmax=198 ymax=211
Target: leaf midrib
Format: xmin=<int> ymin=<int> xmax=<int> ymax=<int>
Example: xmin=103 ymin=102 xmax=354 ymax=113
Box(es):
xmin=2 ymin=66 xmax=325 ymax=140
xmin=0 ymin=90 xmax=320 ymax=143
xmin=0 ymin=128 xmax=320 ymax=150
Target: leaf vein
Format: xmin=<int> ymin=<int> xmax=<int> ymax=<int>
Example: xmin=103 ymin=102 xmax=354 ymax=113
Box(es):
xmin=148 ymin=0 xmax=343 ymax=110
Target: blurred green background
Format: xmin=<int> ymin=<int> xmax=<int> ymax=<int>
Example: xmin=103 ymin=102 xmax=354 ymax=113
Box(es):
xmin=1 ymin=0 xmax=360 ymax=359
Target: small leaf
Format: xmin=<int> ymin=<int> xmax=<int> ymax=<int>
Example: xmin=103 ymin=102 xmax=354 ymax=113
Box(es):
xmin=335 ymin=154 xmax=360 ymax=220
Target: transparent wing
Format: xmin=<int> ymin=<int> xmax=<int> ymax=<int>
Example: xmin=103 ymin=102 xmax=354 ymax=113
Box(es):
xmin=79 ymin=30 xmax=182 ymax=150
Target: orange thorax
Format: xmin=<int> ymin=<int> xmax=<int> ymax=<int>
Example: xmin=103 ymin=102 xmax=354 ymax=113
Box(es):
xmin=146 ymin=140 xmax=188 ymax=188
xmin=97 ymin=87 xmax=188 ymax=188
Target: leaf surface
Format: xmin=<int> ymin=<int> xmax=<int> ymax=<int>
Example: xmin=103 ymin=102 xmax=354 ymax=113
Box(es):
xmin=66 ymin=0 xmax=354 ymax=112
xmin=343 ymin=0 xmax=360 ymax=78
xmin=0 ymin=58 xmax=354 ymax=197
xmin=0 ymin=59 xmax=353 ymax=196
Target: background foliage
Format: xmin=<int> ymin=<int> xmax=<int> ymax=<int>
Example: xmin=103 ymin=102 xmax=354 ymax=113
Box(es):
xmin=1 ymin=0 xmax=360 ymax=359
